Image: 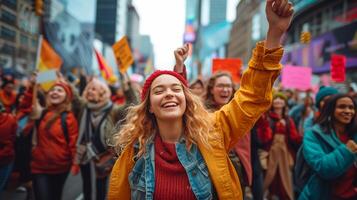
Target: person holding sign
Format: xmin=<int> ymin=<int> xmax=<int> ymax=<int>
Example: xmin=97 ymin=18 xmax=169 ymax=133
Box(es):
xmin=26 ymin=73 xmax=79 ymax=200
xmin=108 ymin=0 xmax=294 ymax=199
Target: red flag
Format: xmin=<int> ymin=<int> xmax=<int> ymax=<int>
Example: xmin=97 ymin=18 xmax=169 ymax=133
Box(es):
xmin=94 ymin=48 xmax=116 ymax=83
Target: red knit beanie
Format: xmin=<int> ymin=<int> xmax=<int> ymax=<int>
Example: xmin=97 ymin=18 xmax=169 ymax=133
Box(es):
xmin=52 ymin=82 xmax=73 ymax=100
xmin=141 ymin=70 xmax=188 ymax=101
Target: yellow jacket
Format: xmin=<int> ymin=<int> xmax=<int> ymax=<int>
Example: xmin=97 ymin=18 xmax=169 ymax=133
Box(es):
xmin=108 ymin=41 xmax=283 ymax=200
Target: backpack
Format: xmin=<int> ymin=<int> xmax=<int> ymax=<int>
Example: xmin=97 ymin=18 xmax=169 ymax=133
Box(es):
xmin=35 ymin=110 xmax=70 ymax=144
xmin=294 ymin=129 xmax=322 ymax=194
xmin=294 ymin=145 xmax=313 ymax=194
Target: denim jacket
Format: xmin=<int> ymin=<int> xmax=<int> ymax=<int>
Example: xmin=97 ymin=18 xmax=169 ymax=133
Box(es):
xmin=128 ymin=137 xmax=214 ymax=200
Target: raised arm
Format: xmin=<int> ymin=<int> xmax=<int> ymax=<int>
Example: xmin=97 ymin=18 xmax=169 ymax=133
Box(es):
xmin=173 ymin=43 xmax=190 ymax=80
xmin=215 ymin=0 xmax=294 ymax=151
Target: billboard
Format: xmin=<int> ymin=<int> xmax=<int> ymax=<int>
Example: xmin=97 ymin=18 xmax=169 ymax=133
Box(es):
xmin=282 ymin=21 xmax=357 ymax=73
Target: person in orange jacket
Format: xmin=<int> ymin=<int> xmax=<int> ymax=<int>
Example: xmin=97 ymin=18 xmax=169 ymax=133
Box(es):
xmin=29 ymin=80 xmax=79 ymax=200
xmin=0 ymin=102 xmax=17 ymax=192
xmin=107 ymin=1 xmax=294 ymax=199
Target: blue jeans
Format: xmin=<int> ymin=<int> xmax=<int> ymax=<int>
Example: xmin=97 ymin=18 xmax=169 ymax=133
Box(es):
xmin=0 ymin=162 xmax=14 ymax=192
xmin=33 ymin=172 xmax=69 ymax=200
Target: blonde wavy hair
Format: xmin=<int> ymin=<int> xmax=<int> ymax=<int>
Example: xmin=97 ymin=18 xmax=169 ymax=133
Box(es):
xmin=113 ymin=84 xmax=215 ymax=157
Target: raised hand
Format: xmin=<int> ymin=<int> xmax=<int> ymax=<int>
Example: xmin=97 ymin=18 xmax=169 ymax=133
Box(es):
xmin=346 ymin=140 xmax=357 ymax=153
xmin=174 ymin=43 xmax=190 ymax=73
xmin=30 ymin=71 xmax=38 ymax=86
xmin=266 ymin=0 xmax=294 ymax=49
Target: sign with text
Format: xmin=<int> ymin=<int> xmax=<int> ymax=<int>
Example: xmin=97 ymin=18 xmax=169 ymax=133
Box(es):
xmin=330 ymin=54 xmax=346 ymax=82
xmin=112 ymin=36 xmax=134 ymax=73
xmin=282 ymin=65 xmax=312 ymax=91
xmin=212 ymin=58 xmax=242 ymax=83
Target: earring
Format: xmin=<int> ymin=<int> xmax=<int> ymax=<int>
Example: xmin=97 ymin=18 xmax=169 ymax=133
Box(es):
xmin=328 ymin=116 xmax=331 ymax=122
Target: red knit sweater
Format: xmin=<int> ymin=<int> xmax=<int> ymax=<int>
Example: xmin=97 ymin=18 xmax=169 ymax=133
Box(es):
xmin=154 ymin=135 xmax=196 ymax=200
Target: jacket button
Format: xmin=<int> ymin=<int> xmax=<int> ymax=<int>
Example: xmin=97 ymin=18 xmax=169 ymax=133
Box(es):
xmin=192 ymin=170 xmax=197 ymax=176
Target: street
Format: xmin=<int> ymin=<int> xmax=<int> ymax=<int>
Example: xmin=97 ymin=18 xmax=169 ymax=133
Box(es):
xmin=0 ymin=173 xmax=83 ymax=200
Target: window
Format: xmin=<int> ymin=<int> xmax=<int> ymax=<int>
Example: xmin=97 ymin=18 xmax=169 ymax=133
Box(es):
xmin=2 ymin=0 xmax=17 ymax=10
xmin=31 ymin=38 xmax=37 ymax=48
xmin=252 ymin=14 xmax=261 ymax=41
xmin=332 ymin=2 xmax=343 ymax=18
xmin=20 ymin=34 xmax=28 ymax=46
xmin=0 ymin=26 xmax=16 ymax=42
xmin=1 ymin=10 xmax=17 ymax=26
xmin=0 ymin=43 xmax=16 ymax=55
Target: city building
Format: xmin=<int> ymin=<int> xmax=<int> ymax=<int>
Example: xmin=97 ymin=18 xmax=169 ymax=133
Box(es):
xmin=227 ymin=0 xmax=262 ymax=64
xmin=137 ymin=35 xmax=154 ymax=76
xmin=95 ymin=0 xmax=119 ymax=45
xmin=95 ymin=0 xmax=138 ymax=45
xmin=282 ymin=0 xmax=357 ymax=83
xmin=209 ymin=0 xmax=227 ymax=25
xmin=0 ymin=0 xmax=40 ymax=74
xmin=184 ymin=0 xmax=232 ymax=80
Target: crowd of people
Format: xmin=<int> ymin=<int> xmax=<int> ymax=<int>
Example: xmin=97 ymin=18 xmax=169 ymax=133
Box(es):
xmin=1 ymin=0 xmax=356 ymax=200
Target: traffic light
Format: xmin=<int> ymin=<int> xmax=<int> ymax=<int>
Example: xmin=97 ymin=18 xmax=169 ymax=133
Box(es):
xmin=35 ymin=0 xmax=44 ymax=16
xmin=300 ymin=31 xmax=311 ymax=44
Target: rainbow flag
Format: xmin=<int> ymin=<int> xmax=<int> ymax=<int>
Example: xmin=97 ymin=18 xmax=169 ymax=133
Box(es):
xmin=94 ymin=48 xmax=117 ymax=84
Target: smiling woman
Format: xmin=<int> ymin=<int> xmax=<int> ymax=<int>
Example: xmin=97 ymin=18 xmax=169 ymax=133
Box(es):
xmin=108 ymin=0 xmax=294 ymax=199
xmin=26 ymin=80 xmax=79 ymax=200
xmin=299 ymin=94 xmax=357 ymax=200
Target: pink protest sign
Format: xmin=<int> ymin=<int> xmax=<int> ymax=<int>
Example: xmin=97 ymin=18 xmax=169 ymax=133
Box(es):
xmin=282 ymin=65 xmax=312 ymax=91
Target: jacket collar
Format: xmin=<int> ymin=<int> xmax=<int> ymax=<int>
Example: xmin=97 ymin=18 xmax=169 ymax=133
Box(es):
xmin=311 ymin=124 xmax=357 ymax=148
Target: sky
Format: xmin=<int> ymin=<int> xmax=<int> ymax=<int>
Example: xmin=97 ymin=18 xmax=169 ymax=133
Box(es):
xmin=133 ymin=0 xmax=186 ymax=69
xmin=67 ymin=0 xmax=240 ymax=70
xmin=67 ymin=0 xmax=96 ymax=22
xmin=133 ymin=0 xmax=240 ymax=69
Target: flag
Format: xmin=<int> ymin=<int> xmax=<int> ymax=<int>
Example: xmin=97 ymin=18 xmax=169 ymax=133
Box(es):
xmin=36 ymin=38 xmax=63 ymax=71
xmin=94 ymin=48 xmax=117 ymax=83
xmin=35 ymin=36 xmax=63 ymax=91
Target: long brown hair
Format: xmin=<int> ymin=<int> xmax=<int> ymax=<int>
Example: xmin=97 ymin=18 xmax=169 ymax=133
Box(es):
xmin=113 ymin=84 xmax=215 ymax=157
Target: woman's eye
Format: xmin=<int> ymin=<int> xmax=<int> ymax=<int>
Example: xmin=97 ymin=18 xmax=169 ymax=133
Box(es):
xmin=154 ymin=91 xmax=163 ymax=94
xmin=173 ymin=88 xmax=182 ymax=92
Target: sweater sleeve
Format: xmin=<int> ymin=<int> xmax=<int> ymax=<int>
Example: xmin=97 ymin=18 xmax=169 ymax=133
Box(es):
xmin=303 ymin=128 xmax=356 ymax=180
xmin=214 ymin=41 xmax=283 ymax=151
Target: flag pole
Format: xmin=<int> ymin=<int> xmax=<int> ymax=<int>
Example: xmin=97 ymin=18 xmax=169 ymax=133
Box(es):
xmin=32 ymin=35 xmax=43 ymax=107
xmin=35 ymin=35 xmax=43 ymax=71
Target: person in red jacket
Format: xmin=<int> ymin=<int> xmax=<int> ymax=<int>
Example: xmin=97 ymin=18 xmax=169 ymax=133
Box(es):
xmin=30 ymin=81 xmax=79 ymax=200
xmin=0 ymin=77 xmax=17 ymax=113
xmin=257 ymin=92 xmax=302 ymax=200
xmin=13 ymin=85 xmax=36 ymax=199
xmin=0 ymin=102 xmax=17 ymax=192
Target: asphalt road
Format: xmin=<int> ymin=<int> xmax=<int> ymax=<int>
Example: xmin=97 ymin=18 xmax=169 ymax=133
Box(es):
xmin=0 ymin=173 xmax=83 ymax=200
